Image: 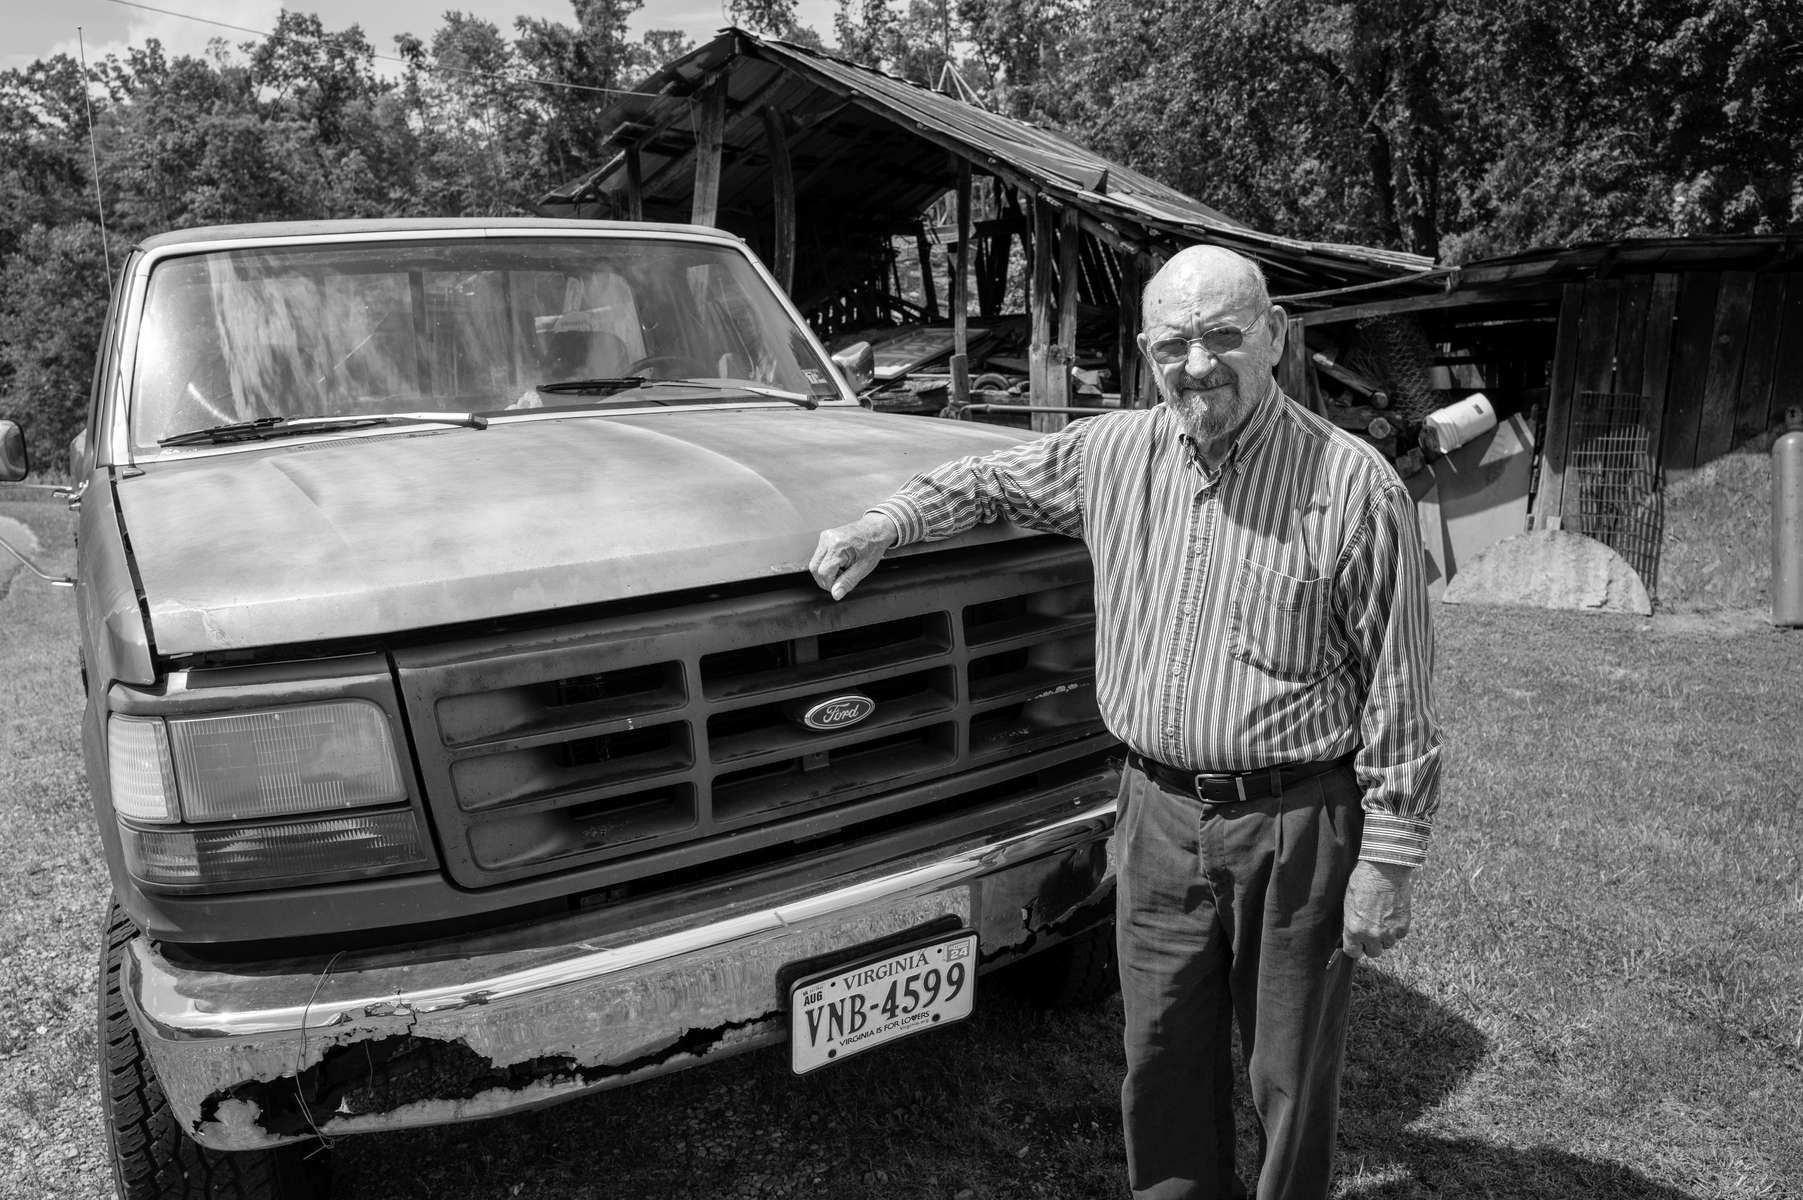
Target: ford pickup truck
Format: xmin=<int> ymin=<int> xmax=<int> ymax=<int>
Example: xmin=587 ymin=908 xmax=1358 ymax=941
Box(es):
xmin=0 ymin=219 xmax=1119 ymax=1199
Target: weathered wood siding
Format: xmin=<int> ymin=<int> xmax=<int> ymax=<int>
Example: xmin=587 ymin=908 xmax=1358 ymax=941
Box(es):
xmin=1534 ymin=269 xmax=1803 ymax=529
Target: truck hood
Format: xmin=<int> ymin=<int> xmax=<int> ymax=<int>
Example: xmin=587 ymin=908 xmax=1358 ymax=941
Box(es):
xmin=118 ymin=408 xmax=1042 ymax=656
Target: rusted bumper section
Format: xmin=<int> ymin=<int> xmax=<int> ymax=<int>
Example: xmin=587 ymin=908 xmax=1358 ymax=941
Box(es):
xmin=125 ymin=772 xmax=1119 ymax=1150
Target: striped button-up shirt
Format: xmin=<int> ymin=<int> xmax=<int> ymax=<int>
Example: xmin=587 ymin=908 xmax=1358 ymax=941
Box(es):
xmin=870 ymin=391 xmax=1442 ymax=868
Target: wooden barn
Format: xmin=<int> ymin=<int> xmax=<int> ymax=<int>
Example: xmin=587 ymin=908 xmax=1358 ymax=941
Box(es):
xmin=1282 ymin=235 xmax=1803 ymax=601
xmin=537 ymin=28 xmax=1430 ymax=428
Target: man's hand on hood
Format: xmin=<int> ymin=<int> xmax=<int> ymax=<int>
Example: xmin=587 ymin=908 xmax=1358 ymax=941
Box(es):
xmin=810 ymin=513 xmax=898 ymax=601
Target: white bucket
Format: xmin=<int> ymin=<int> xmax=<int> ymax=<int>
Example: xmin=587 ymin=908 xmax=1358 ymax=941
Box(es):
xmin=1420 ymin=392 xmax=1497 ymax=456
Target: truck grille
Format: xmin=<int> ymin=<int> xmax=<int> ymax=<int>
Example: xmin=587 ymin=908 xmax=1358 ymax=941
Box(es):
xmin=393 ymin=540 xmax=1106 ymax=888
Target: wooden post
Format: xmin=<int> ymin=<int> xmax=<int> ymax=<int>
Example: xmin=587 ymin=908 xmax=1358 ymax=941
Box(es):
xmin=691 ymin=74 xmax=726 ymax=228
xmin=1029 ymin=195 xmax=1059 ymax=433
xmin=1116 ymin=250 xmax=1143 ymax=407
xmin=762 ymin=107 xmax=795 ymax=293
xmin=623 ymin=144 xmax=644 ymax=221
xmin=950 ymin=158 xmax=972 ymax=408
xmin=1049 ymin=204 xmax=1079 ymax=425
xmin=915 ymin=225 xmax=939 ymax=322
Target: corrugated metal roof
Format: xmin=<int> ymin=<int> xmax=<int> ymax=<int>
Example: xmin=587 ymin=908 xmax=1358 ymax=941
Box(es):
xmin=540 ymin=30 xmax=1431 ymax=291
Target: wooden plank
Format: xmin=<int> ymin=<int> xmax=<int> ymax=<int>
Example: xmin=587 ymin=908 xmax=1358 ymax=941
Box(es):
xmin=951 ymin=158 xmax=972 ymax=407
xmin=1045 ymin=205 xmax=1080 ymax=429
xmin=1057 ymin=206 xmax=1081 ymax=360
xmin=623 ymin=144 xmax=644 ymax=222
xmin=1732 ymin=272 xmax=1788 ymax=446
xmin=1297 ymin=282 xmax=1564 ymax=326
xmin=1559 ymin=280 xmax=1623 ymax=524
xmin=914 ymin=226 xmax=938 ymax=321
xmin=1612 ymin=275 xmax=1652 ymax=399
xmin=690 ymin=73 xmax=726 ymax=227
xmin=1533 ymin=283 xmax=1585 ymax=530
xmin=1276 ymin=317 xmax=1310 ymax=404
xmin=1660 ymin=271 xmax=1723 ymax=469
xmin=1117 ymin=250 xmax=1145 ymax=408
xmin=1639 ymin=274 xmax=1681 ymax=463
xmin=1766 ymin=274 xmax=1803 ymax=431
xmin=762 ymin=107 xmax=795 ymax=293
xmin=1574 ymin=279 xmax=1624 ymax=396
xmin=1696 ymin=270 xmax=1757 ymax=462
xmin=1029 ymin=195 xmax=1060 ymax=434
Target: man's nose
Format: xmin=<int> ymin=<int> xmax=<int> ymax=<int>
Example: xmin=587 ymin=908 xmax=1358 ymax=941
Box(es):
xmin=1184 ymin=341 xmax=1217 ymax=377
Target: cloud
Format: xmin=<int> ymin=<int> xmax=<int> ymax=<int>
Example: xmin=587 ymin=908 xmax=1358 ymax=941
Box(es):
xmin=42 ymin=0 xmax=279 ymax=72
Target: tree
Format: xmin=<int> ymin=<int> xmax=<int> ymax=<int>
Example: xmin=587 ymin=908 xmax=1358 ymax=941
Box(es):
xmin=515 ymin=0 xmax=649 ymax=185
xmin=0 ymin=223 xmax=117 ymax=473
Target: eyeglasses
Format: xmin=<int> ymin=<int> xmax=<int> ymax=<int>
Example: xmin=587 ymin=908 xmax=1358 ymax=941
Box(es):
xmin=1146 ymin=311 xmax=1267 ymax=365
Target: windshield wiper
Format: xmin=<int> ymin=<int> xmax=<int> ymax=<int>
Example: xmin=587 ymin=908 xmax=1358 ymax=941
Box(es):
xmin=532 ymin=377 xmax=818 ymax=409
xmin=534 ymin=377 xmax=650 ymax=397
xmin=158 ymin=412 xmax=489 ymax=447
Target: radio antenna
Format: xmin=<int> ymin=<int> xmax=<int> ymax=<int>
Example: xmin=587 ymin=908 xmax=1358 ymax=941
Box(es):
xmin=76 ymin=28 xmax=115 ymax=293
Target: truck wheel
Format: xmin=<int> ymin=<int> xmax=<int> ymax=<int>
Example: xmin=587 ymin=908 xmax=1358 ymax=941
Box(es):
xmin=1007 ymin=920 xmax=1120 ymax=1009
xmin=99 ymin=898 xmax=331 ymax=1200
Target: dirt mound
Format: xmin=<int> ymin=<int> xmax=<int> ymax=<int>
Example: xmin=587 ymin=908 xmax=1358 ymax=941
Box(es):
xmin=1658 ymin=434 xmax=1776 ymax=613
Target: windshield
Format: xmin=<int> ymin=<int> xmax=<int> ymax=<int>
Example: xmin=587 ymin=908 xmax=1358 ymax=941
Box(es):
xmin=129 ymin=235 xmax=845 ymax=450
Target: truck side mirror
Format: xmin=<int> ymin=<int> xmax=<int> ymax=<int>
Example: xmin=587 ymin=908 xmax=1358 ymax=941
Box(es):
xmin=0 ymin=420 xmax=28 ymax=483
xmin=831 ymin=342 xmax=875 ymax=395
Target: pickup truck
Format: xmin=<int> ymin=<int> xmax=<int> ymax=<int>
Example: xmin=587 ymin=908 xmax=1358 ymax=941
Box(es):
xmin=0 ymin=218 xmax=1119 ymax=1199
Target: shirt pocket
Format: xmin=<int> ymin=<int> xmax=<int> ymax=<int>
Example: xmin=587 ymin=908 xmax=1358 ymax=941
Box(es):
xmin=1230 ymin=560 xmax=1331 ymax=682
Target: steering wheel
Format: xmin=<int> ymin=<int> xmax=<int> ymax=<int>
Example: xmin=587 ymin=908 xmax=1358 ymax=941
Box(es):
xmin=626 ymin=354 xmax=708 ymax=379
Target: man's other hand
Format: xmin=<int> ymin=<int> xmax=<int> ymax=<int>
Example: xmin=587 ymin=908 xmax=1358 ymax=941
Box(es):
xmin=810 ymin=513 xmax=898 ymax=601
xmin=1341 ymin=861 xmax=1414 ymax=960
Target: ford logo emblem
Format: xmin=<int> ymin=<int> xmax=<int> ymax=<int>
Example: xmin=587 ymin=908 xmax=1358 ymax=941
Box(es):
xmin=800 ymin=694 xmax=876 ymax=731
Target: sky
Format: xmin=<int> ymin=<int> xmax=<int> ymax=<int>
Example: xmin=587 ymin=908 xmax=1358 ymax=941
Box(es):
xmin=5 ymin=0 xmax=841 ymax=75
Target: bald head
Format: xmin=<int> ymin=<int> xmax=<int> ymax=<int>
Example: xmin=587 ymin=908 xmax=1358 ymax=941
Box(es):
xmin=1141 ymin=245 xmax=1271 ymax=330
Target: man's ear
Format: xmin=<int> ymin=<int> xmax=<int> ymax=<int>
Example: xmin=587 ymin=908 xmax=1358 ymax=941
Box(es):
xmin=1268 ymin=305 xmax=1288 ymax=357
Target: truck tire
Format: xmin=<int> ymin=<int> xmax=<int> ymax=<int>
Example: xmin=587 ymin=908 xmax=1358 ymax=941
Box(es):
xmin=1006 ymin=920 xmax=1120 ymax=1009
xmin=99 ymin=898 xmax=331 ymax=1200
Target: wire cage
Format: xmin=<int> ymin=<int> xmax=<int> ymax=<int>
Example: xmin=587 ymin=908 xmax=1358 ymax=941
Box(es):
xmin=1567 ymin=391 xmax=1664 ymax=598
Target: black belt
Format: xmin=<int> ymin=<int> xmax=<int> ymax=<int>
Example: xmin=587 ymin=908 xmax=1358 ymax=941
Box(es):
xmin=1127 ymin=750 xmax=1357 ymax=806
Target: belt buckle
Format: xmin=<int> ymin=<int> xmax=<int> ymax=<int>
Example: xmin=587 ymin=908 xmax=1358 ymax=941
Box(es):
xmin=1192 ymin=771 xmax=1248 ymax=804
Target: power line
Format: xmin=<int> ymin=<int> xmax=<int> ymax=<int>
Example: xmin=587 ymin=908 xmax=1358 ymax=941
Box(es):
xmin=100 ymin=0 xmax=653 ymax=99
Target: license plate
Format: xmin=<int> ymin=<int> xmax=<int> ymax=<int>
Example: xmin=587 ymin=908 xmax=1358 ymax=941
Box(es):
xmin=787 ymin=930 xmax=978 ymax=1074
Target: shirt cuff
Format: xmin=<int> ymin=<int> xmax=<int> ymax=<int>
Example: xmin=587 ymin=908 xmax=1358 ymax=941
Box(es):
xmin=867 ymin=499 xmax=925 ymax=547
xmin=1358 ymin=811 xmax=1433 ymax=869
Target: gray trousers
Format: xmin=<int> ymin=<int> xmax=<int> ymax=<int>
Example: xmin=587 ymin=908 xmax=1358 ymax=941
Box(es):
xmin=1115 ymin=761 xmax=1361 ymax=1200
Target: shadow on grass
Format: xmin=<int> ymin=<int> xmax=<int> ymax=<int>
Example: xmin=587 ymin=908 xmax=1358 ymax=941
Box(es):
xmin=1337 ymin=969 xmax=1698 ymax=1200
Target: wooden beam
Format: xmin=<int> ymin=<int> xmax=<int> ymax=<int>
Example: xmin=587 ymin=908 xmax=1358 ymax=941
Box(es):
xmin=915 ymin=226 xmax=939 ymax=321
xmin=691 ymin=73 xmax=726 ymax=227
xmin=1696 ymin=270 xmax=1757 ymax=462
xmin=1117 ymin=250 xmax=1145 ymax=409
xmin=1297 ymin=282 xmax=1564 ymax=326
xmin=623 ymin=144 xmax=644 ymax=222
xmin=1057 ymin=205 xmax=1081 ymax=360
xmin=950 ymin=157 xmax=972 ymax=408
xmin=1639 ymin=274 xmax=1681 ymax=464
xmin=1533 ymin=282 xmax=1585 ymax=531
xmin=761 ymin=106 xmax=795 ymax=292
xmin=1030 ymin=194 xmax=1060 ymax=433
xmin=1661 ymin=272 xmax=1722 ymax=469
xmin=1732 ymin=273 xmax=1788 ymax=447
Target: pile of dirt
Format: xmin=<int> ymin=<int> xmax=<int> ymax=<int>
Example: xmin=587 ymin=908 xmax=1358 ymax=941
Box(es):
xmin=1657 ymin=432 xmax=1778 ymax=613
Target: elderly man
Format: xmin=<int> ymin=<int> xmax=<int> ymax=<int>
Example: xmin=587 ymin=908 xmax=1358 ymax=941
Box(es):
xmin=810 ymin=244 xmax=1441 ymax=1199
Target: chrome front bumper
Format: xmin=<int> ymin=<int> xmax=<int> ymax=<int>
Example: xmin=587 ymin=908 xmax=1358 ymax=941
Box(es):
xmin=126 ymin=774 xmax=1118 ymax=1150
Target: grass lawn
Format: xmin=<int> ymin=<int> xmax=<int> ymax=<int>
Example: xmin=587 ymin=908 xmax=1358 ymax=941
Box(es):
xmin=1 ymin=493 xmax=1798 ymax=1199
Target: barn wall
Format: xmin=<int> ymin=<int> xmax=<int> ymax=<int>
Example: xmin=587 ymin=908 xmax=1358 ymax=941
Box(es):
xmin=1534 ymin=268 xmax=1803 ymax=533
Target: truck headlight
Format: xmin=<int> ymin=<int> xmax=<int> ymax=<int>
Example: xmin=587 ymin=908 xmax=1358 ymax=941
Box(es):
xmin=107 ymin=702 xmax=428 ymax=888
